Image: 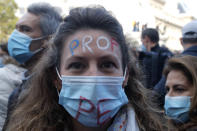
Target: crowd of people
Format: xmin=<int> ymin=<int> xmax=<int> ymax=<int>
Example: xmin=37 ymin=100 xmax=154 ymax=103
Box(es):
xmin=0 ymin=2 xmax=197 ymax=131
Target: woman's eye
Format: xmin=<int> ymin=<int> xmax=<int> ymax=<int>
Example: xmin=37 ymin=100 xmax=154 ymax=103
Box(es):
xmin=174 ymin=86 xmax=185 ymax=93
xmin=67 ymin=62 xmax=86 ymax=70
xmin=165 ymin=86 xmax=169 ymax=93
xmin=175 ymin=88 xmax=185 ymax=92
xmin=100 ymin=61 xmax=116 ymax=69
xmin=19 ymin=26 xmax=31 ymax=33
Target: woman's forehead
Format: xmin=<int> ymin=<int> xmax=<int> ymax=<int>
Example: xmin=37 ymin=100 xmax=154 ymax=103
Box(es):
xmin=62 ymin=29 xmax=122 ymax=57
xmin=166 ymin=70 xmax=190 ymax=85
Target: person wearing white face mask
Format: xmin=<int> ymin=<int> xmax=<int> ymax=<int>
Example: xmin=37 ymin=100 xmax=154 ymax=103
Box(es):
xmin=163 ymin=55 xmax=197 ymax=130
xmin=4 ymin=6 xmax=166 ymax=131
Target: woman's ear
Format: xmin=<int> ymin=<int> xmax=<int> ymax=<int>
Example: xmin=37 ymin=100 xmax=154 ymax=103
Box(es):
xmin=123 ymin=69 xmax=129 ymax=87
xmin=54 ymin=78 xmax=62 ymax=92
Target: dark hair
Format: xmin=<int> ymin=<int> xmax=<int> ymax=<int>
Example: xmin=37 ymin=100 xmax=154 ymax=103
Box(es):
xmin=6 ymin=6 xmax=164 ymax=131
xmin=163 ymin=55 xmax=197 ymax=130
xmin=28 ymin=2 xmax=62 ymax=36
xmin=141 ymin=28 xmax=159 ymax=43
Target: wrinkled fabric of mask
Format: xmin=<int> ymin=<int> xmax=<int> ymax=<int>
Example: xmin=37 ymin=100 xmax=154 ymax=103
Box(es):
xmin=164 ymin=96 xmax=190 ymax=123
xmin=8 ymin=29 xmax=45 ymax=64
xmin=57 ymin=74 xmax=129 ymax=127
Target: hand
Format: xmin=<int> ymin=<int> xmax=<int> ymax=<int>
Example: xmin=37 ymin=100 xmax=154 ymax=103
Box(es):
xmin=145 ymin=43 xmax=151 ymax=52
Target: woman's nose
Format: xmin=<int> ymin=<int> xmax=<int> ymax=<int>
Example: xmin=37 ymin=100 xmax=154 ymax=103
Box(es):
xmin=167 ymin=89 xmax=174 ymax=97
xmin=85 ymin=64 xmax=102 ymax=76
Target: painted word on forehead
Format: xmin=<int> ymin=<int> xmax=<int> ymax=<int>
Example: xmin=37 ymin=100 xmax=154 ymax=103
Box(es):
xmin=69 ymin=35 xmax=119 ymax=56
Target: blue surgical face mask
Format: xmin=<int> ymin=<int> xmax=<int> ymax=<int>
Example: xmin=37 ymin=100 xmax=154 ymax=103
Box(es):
xmin=141 ymin=44 xmax=147 ymax=51
xmin=8 ymin=29 xmax=45 ymax=64
xmin=164 ymin=96 xmax=191 ymax=123
xmin=56 ymin=69 xmax=129 ymax=127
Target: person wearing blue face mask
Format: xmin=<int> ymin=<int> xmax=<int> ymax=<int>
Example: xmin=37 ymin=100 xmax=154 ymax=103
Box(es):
xmin=3 ymin=6 xmax=165 ymax=131
xmin=8 ymin=30 xmax=47 ymax=64
xmin=7 ymin=3 xmax=62 ymax=70
xmin=163 ymin=55 xmax=197 ymax=130
xmin=2 ymin=2 xmax=62 ymax=130
xmin=154 ymin=20 xmax=197 ymax=109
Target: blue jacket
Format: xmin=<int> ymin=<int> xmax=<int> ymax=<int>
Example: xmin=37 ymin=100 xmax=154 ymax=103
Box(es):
xmin=153 ymin=45 xmax=197 ymax=108
xmin=182 ymin=45 xmax=197 ymax=56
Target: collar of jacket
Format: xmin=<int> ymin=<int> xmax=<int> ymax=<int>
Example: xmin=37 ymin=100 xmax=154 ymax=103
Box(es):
xmin=182 ymin=45 xmax=197 ymax=56
xmin=151 ymin=44 xmax=160 ymax=52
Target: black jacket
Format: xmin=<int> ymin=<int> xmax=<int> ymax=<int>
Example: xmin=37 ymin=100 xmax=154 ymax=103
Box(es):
xmin=139 ymin=44 xmax=173 ymax=89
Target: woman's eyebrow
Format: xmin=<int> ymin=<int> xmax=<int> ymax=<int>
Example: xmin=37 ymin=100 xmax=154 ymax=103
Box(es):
xmin=66 ymin=56 xmax=86 ymax=62
xmin=173 ymin=84 xmax=185 ymax=88
xmin=99 ymin=55 xmax=121 ymax=66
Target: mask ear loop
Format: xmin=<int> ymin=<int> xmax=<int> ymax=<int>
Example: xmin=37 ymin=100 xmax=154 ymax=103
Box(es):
xmin=31 ymin=35 xmax=49 ymax=54
xmin=32 ymin=35 xmax=48 ymax=41
xmin=123 ymin=66 xmax=127 ymax=80
xmin=56 ymin=67 xmax=62 ymax=80
xmin=33 ymin=47 xmax=44 ymax=54
xmin=122 ymin=66 xmax=128 ymax=90
xmin=55 ymin=67 xmax=62 ymax=96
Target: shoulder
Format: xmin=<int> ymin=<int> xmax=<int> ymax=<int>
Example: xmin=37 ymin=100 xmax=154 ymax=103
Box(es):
xmin=182 ymin=45 xmax=197 ymax=56
xmin=4 ymin=64 xmax=26 ymax=74
xmin=159 ymin=46 xmax=173 ymax=56
xmin=0 ymin=64 xmax=26 ymax=90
